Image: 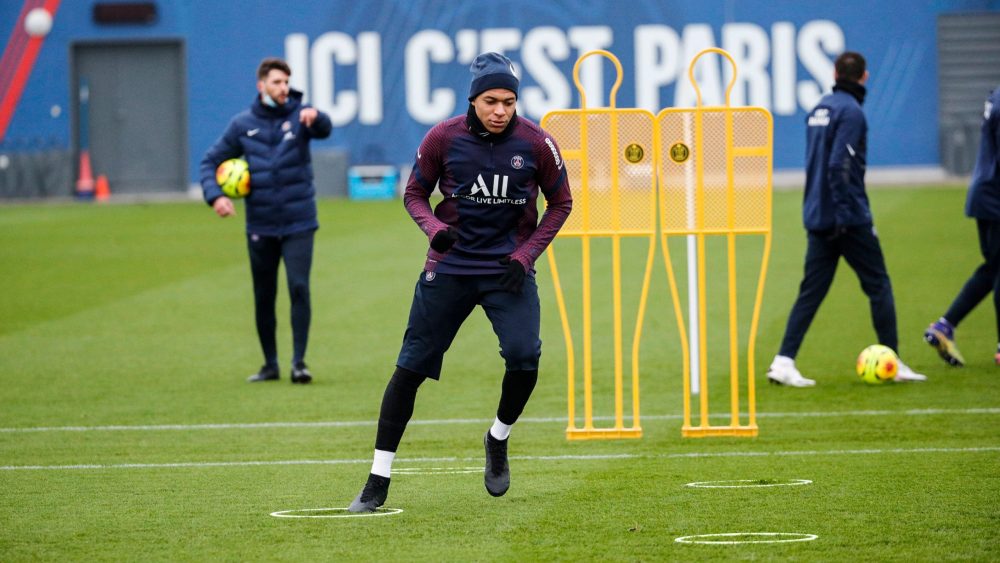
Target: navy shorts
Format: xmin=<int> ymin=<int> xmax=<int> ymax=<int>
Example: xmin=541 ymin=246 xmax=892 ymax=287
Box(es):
xmin=396 ymin=270 xmax=541 ymax=379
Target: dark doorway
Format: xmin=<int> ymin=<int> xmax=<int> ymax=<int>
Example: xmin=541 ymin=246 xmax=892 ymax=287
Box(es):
xmin=937 ymin=13 xmax=1000 ymax=175
xmin=72 ymin=40 xmax=187 ymax=194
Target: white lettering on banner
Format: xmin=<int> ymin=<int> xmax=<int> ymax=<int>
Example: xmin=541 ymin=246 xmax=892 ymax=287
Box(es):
xmin=521 ymin=27 xmax=571 ymax=115
xmin=480 ymin=28 xmax=522 ymax=58
xmin=797 ymin=20 xmax=842 ymax=111
xmin=406 ymin=30 xmax=454 ymax=125
xmin=289 ymin=31 xmax=383 ymax=127
xmin=771 ymin=22 xmax=796 ymax=115
xmin=286 ymin=19 xmax=845 ymax=126
xmin=311 ymin=33 xmax=355 ymax=126
xmin=401 ymin=26 xmax=612 ymax=120
xmin=567 ymin=27 xmax=614 ymax=107
xmin=635 ymin=25 xmax=681 ymax=110
xmin=357 ymin=33 xmax=383 ymax=124
xmin=675 ymin=24 xmax=722 ymax=108
xmin=455 ymin=29 xmax=478 ymax=64
xmin=633 ymin=20 xmax=843 ymax=115
xmin=722 ymin=23 xmax=770 ymax=107
xmin=285 ymin=33 xmax=309 ymax=99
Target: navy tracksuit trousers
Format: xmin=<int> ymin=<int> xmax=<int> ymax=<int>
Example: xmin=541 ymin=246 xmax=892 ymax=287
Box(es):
xmin=246 ymin=229 xmax=315 ymax=366
xmin=943 ymin=219 xmax=1000 ymax=339
xmin=779 ymin=225 xmax=897 ymax=358
xmin=396 ymin=271 xmax=541 ymax=379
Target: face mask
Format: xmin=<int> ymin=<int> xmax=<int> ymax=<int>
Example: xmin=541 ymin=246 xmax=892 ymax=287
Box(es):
xmin=262 ymin=93 xmax=279 ymax=107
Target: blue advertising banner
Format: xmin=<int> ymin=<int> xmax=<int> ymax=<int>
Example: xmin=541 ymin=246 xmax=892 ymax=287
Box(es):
xmin=2 ymin=0 xmax=998 ymax=182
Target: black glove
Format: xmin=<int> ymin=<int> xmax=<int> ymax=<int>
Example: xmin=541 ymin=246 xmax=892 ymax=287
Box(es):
xmin=498 ymin=256 xmax=526 ymax=294
xmin=430 ymin=228 xmax=459 ymax=252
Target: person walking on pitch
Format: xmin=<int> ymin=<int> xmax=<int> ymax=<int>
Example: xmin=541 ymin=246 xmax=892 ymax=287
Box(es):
xmin=924 ymin=84 xmax=1000 ymax=366
xmin=766 ymin=51 xmax=926 ymax=387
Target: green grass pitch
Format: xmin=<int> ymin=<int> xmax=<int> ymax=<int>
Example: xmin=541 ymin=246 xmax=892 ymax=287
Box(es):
xmin=1 ymin=186 xmax=998 ymax=561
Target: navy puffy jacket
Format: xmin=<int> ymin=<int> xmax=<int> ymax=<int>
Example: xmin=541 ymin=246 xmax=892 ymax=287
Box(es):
xmin=966 ymin=87 xmax=1000 ymax=220
xmin=200 ymin=90 xmax=332 ymax=236
xmin=802 ymin=85 xmax=872 ymax=231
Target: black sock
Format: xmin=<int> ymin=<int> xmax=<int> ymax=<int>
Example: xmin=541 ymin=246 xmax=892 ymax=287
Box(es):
xmin=374 ymin=367 xmax=426 ymax=452
xmin=496 ymin=369 xmax=538 ymax=425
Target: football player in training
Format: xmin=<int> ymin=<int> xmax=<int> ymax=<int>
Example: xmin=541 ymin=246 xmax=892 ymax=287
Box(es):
xmin=924 ymin=84 xmax=1000 ymax=366
xmin=200 ymin=57 xmax=332 ymax=384
xmin=348 ymin=52 xmax=573 ymax=512
xmin=765 ymin=51 xmax=926 ymax=387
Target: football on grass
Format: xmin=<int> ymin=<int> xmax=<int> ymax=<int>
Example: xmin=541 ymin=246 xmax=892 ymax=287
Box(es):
xmin=856 ymin=344 xmax=898 ymax=384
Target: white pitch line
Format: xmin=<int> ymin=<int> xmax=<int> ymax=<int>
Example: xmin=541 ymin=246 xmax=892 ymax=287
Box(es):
xmin=1 ymin=407 xmax=998 ymax=434
xmin=2 ymin=446 xmax=997 ymax=472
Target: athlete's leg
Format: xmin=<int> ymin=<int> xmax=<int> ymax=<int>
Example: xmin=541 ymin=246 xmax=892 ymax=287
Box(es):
xmin=479 ymin=274 xmax=541 ymax=497
xmin=778 ymin=231 xmax=841 ymax=358
xmin=944 ymin=220 xmax=1000 ymax=329
xmin=481 ymin=273 xmax=541 ymax=426
xmin=842 ymin=225 xmax=898 ymax=352
xmin=247 ymin=233 xmax=281 ymax=370
xmin=396 ymin=272 xmax=479 ymax=380
xmin=281 ymin=229 xmax=315 ymax=366
xmin=350 ymin=272 xmax=477 ymax=513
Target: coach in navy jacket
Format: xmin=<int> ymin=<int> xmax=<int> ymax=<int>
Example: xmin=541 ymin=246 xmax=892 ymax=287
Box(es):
xmin=924 ymin=86 xmax=1000 ymax=365
xmin=200 ymin=57 xmax=331 ymax=385
xmin=766 ymin=51 xmax=925 ymax=387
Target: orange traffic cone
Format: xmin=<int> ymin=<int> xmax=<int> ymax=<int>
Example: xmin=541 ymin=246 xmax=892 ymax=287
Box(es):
xmin=95 ymin=174 xmax=110 ymax=201
xmin=75 ymin=149 xmax=95 ymax=199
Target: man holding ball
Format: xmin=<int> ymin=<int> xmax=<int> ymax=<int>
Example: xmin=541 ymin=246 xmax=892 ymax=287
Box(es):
xmin=200 ymin=57 xmax=332 ymax=384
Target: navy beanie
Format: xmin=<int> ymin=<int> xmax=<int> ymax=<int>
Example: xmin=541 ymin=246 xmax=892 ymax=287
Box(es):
xmin=468 ymin=52 xmax=519 ymax=101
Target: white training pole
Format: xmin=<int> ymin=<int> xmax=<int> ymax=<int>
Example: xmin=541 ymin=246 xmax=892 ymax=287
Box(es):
xmin=683 ymin=113 xmax=699 ymax=396
xmin=687 ymin=236 xmax=699 ymax=395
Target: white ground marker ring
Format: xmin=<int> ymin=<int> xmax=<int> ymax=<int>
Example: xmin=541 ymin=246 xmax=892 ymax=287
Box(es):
xmin=393 ymin=466 xmax=482 ymax=475
xmin=270 ymin=507 xmax=403 ymax=518
xmin=685 ymin=479 xmax=813 ymax=488
xmin=675 ymin=532 xmax=818 ymax=545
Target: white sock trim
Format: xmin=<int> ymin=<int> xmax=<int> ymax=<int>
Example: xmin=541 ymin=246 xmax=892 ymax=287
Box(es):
xmin=371 ymin=449 xmax=395 ymax=478
xmin=489 ymin=418 xmax=512 ymax=441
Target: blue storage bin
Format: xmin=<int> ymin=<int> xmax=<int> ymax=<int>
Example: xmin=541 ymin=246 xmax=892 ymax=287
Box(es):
xmin=347 ymin=165 xmax=398 ymax=200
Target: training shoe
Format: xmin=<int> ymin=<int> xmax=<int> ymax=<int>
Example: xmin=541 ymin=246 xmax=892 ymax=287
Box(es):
xmin=766 ymin=356 xmax=816 ymax=387
xmin=347 ymin=473 xmax=390 ymax=513
xmin=483 ymin=431 xmax=510 ymax=497
xmin=894 ymin=359 xmax=927 ymax=382
xmin=291 ymin=362 xmax=312 ymax=384
xmin=247 ymin=364 xmax=279 ymax=383
xmin=924 ymin=319 xmax=964 ymax=367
